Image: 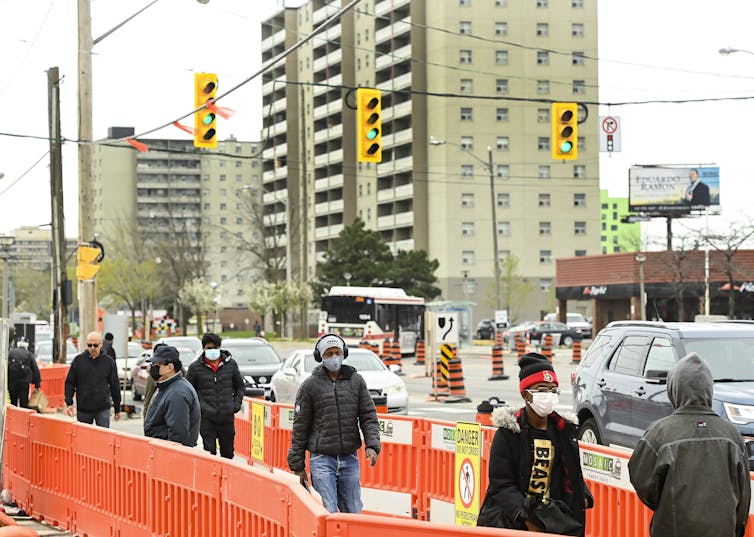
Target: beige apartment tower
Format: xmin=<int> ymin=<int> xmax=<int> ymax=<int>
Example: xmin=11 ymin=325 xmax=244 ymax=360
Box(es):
xmin=261 ymin=0 xmax=600 ymax=322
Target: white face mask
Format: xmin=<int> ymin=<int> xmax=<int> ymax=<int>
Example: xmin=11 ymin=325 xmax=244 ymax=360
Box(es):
xmin=528 ymin=391 xmax=559 ymax=417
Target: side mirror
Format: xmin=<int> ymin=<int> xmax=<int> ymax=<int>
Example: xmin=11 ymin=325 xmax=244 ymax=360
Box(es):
xmin=388 ymin=364 xmax=400 ymax=373
xmin=282 ymin=367 xmax=296 ymax=376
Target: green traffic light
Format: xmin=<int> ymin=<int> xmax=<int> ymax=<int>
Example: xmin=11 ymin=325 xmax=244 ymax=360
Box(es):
xmin=560 ymin=141 xmax=573 ymax=153
xmin=366 ymin=128 xmax=379 ymax=140
xmin=203 ymin=113 xmax=216 ymax=126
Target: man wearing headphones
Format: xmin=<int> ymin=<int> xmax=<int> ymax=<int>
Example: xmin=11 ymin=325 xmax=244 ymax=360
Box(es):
xmin=288 ymin=334 xmax=381 ymax=513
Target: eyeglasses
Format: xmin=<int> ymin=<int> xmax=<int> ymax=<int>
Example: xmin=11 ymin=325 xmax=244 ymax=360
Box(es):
xmin=527 ymin=387 xmax=560 ymax=395
xmin=87 ymin=343 xmax=100 ymax=348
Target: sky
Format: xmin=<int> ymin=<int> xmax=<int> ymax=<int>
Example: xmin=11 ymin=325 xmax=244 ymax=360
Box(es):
xmin=2 ymin=0 xmax=754 ymax=247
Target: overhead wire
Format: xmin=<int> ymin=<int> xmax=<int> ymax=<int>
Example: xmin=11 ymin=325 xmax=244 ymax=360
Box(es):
xmin=0 ymin=151 xmax=50 ymax=198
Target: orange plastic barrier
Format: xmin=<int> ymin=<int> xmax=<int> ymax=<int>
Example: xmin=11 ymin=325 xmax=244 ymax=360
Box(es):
xmin=37 ymin=364 xmax=69 ymax=409
xmin=414 ymin=339 xmax=425 ymax=366
xmin=572 ymin=339 xmax=583 ymax=364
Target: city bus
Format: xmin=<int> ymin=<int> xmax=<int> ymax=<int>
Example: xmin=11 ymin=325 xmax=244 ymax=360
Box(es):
xmin=318 ymin=286 xmax=425 ymax=355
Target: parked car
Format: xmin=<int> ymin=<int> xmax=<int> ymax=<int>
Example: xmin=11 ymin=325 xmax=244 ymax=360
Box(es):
xmin=34 ymin=339 xmax=78 ymax=366
xmin=270 ymin=348 xmax=408 ymax=414
xmin=572 ymin=320 xmax=754 ymax=468
xmin=221 ymin=338 xmax=283 ymax=399
xmin=114 ymin=342 xmax=146 ymax=389
xmin=527 ymin=321 xmax=584 ymax=347
xmin=544 ymin=312 xmax=593 ymax=338
xmin=130 ymin=347 xmax=197 ymax=401
xmin=475 ymin=319 xmax=495 ymax=339
xmin=155 ymin=336 xmax=202 ymax=357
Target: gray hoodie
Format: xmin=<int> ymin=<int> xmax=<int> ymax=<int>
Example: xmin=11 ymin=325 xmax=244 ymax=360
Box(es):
xmin=629 ymin=353 xmax=751 ymax=537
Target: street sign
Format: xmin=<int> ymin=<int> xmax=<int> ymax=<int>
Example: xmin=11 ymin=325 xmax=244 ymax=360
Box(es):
xmin=599 ymin=115 xmax=621 ymax=152
xmin=454 ymin=421 xmax=481 ymax=526
xmin=494 ymin=309 xmax=508 ymax=326
xmin=435 ymin=312 xmax=459 ymax=343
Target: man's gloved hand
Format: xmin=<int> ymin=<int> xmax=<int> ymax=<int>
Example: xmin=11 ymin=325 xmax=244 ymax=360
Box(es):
xmin=294 ymin=469 xmax=308 ymax=485
xmin=365 ymin=448 xmax=378 ymax=467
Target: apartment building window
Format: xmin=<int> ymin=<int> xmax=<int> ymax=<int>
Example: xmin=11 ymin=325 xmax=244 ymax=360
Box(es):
xmin=539 ymin=193 xmax=551 ymax=207
xmin=220 ymin=202 xmax=227 ymax=210
xmin=460 ymin=78 xmax=473 ymax=93
xmin=496 ymin=107 xmax=509 ymax=121
xmin=496 ymin=79 xmax=509 ymax=94
xmin=537 ymin=51 xmax=549 ymax=65
xmin=536 ymin=23 xmax=549 ymax=37
xmin=460 ymin=0 xmax=471 ymax=5
xmin=572 ymin=23 xmax=584 ymax=37
xmin=203 ymin=189 xmax=209 ymax=197
xmin=461 ymin=193 xmax=475 ymax=208
xmin=574 ymin=165 xmax=586 ymax=178
xmin=540 ymin=250 xmax=552 ymax=264
xmin=572 ymin=51 xmax=585 ymax=65
xmin=460 ymin=107 xmax=473 ymax=121
xmin=539 ymin=221 xmax=552 ymax=236
xmin=613 ymin=235 xmax=619 ymax=245
xmin=235 ymin=174 xmax=243 ymax=182
xmin=495 ymin=22 xmax=508 ymax=35
xmin=578 ymin=136 xmax=586 ymax=151
xmin=537 ymin=80 xmax=550 ymax=94
xmin=203 ymin=174 xmax=210 ymax=182
xmin=220 ymin=217 xmax=227 ymax=224
xmin=459 ymin=21 xmax=472 ymax=34
xmin=575 ymin=221 xmax=587 ymax=235
xmin=495 ymin=50 xmax=509 ymax=64
xmin=219 ymin=174 xmax=227 ymax=182
xmin=611 ymin=224 xmax=618 ymax=231
xmin=601 ymin=222 xmax=607 ymax=231
xmin=575 ymin=250 xmax=587 ymax=257
xmin=540 ymin=278 xmax=553 ymax=292
xmin=236 ymin=217 xmax=243 ymax=225
xmin=537 ymin=0 xmax=548 ymax=6
xmin=461 ymin=164 xmax=474 ymax=178
xmin=460 ymin=50 xmax=473 ymax=63
xmin=496 ymin=0 xmax=507 ymax=6
xmin=462 ymin=250 xmax=475 ymax=264
xmin=574 ymin=193 xmax=586 ymax=207
xmin=537 ymin=137 xmax=550 ymax=151
xmin=203 ymin=203 xmax=210 ymax=210
xmin=498 ymin=250 xmax=510 ymax=263
xmin=496 ymin=164 xmax=510 ymax=178
xmin=573 ymin=80 xmax=586 ymax=94
xmin=496 ymin=136 xmax=510 ymax=150
xmin=462 ymin=222 xmax=475 ymax=236
xmin=537 ymin=108 xmax=550 ymax=122
xmin=460 ymin=136 xmax=473 ymax=150
xmin=497 ymin=222 xmax=511 ymax=236
xmin=572 ymin=0 xmax=584 ymax=6
xmin=538 ymin=165 xmax=551 ymax=178
xmin=497 ymin=192 xmax=510 ymax=208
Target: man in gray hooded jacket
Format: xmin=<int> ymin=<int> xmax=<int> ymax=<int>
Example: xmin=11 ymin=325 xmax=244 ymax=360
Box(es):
xmin=629 ymin=352 xmax=750 ymax=537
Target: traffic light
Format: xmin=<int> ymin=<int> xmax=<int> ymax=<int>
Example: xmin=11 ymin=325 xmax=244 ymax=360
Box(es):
xmin=551 ymin=102 xmax=578 ymax=160
xmin=194 ymin=73 xmax=218 ymax=149
xmin=356 ymin=88 xmax=382 ymax=163
xmin=77 ymin=245 xmax=101 ymax=281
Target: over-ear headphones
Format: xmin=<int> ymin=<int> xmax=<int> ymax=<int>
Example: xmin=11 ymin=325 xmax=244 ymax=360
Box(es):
xmin=313 ymin=333 xmax=349 ymax=362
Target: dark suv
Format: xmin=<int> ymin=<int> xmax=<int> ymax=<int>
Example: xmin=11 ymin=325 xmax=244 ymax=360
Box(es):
xmin=476 ymin=319 xmax=495 ymax=339
xmin=572 ymin=320 xmax=754 ymax=467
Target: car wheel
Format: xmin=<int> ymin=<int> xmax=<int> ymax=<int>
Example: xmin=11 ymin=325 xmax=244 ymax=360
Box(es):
xmin=579 ymin=418 xmax=602 ymax=444
xmin=132 ymin=383 xmax=142 ymax=401
xmin=562 ymin=335 xmax=574 ymax=347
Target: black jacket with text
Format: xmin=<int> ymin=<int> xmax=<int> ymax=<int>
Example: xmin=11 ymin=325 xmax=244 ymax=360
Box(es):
xmin=185 ymin=350 xmax=244 ymax=423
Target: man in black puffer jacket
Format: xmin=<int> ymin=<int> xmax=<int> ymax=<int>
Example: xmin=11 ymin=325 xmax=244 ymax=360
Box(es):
xmin=186 ymin=333 xmax=244 ymax=458
xmin=288 ymin=333 xmax=381 ymax=513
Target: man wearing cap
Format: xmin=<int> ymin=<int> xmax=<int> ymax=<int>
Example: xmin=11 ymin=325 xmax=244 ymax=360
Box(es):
xmin=477 ymin=353 xmax=592 ymax=535
xmin=64 ymin=331 xmax=121 ymax=427
xmin=288 ymin=333 xmax=381 ymax=513
xmin=143 ymin=345 xmax=201 ymax=447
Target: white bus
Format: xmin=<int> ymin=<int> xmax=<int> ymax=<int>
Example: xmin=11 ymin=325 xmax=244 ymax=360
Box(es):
xmin=318 ymin=286 xmax=425 ymax=355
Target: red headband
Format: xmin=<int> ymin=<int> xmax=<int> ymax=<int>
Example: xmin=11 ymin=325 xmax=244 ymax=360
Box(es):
xmin=519 ymin=369 xmax=559 ymax=392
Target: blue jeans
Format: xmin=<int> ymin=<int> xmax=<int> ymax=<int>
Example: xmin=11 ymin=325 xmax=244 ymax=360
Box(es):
xmin=309 ymin=452 xmax=363 ymax=513
xmin=77 ymin=408 xmax=111 ymax=428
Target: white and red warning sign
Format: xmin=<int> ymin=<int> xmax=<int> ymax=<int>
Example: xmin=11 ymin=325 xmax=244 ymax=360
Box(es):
xmin=599 ymin=115 xmax=621 ymax=152
xmin=454 ymin=421 xmax=481 ymax=526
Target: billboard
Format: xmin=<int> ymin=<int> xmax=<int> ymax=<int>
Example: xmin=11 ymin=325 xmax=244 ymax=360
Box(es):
xmin=628 ymin=166 xmax=720 ymax=214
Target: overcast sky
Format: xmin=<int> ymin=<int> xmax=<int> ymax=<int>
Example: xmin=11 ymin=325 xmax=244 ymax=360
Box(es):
xmin=2 ymin=0 xmax=754 ymax=245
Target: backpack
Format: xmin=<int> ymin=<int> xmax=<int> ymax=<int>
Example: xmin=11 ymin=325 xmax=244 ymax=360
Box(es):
xmin=8 ymin=350 xmax=31 ymax=382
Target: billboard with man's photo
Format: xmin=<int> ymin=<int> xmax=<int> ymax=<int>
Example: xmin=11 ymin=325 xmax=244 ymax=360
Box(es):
xmin=628 ymin=166 xmax=720 ymax=214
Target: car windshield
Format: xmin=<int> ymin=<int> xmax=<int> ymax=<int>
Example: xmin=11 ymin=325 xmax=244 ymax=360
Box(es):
xmin=304 ymin=351 xmax=386 ymax=372
xmin=36 ymin=340 xmax=77 ymax=358
xmin=224 ymin=344 xmax=280 ymax=365
xmin=683 ymin=338 xmax=754 ymax=380
xmin=127 ymin=343 xmax=143 ymax=358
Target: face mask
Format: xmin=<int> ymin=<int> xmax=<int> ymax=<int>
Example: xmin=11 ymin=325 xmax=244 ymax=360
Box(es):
xmin=528 ymin=391 xmax=559 ymax=417
xmin=205 ymin=349 xmax=221 ymax=360
xmin=150 ymin=364 xmax=163 ymax=381
xmin=322 ymin=356 xmax=343 ymax=372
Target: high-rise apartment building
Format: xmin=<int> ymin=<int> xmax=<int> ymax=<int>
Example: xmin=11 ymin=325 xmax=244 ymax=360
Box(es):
xmin=92 ymin=128 xmax=262 ymax=308
xmin=600 ymin=190 xmax=640 ymax=254
xmin=8 ymin=226 xmax=76 ymax=270
xmin=261 ymin=0 xmax=600 ymax=320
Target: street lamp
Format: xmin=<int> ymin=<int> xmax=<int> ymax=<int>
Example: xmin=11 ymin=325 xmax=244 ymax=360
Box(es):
xmin=635 ymin=254 xmax=647 ymax=321
xmin=429 ymin=137 xmax=502 ymax=312
xmin=343 ymin=272 xmax=352 ymax=286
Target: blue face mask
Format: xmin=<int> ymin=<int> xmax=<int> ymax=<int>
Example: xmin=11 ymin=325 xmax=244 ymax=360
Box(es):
xmin=322 ymin=356 xmax=343 ymax=372
xmin=205 ymin=348 xmax=221 ymax=360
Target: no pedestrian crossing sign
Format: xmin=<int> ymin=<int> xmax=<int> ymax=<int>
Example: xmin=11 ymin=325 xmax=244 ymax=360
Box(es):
xmin=454 ymin=421 xmax=481 ymax=526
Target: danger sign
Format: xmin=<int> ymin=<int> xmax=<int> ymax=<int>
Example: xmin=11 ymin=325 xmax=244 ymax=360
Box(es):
xmin=454 ymin=421 xmax=481 ymax=526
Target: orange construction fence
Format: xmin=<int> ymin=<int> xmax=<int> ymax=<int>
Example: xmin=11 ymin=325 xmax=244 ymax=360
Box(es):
xmin=8 ymin=403 xmax=754 ymax=537
xmin=37 ymin=364 xmax=69 ymax=409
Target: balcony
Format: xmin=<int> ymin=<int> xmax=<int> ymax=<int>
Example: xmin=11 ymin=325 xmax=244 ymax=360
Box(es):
xmin=274 ymin=165 xmax=288 ymax=180
xmin=392 ymin=238 xmax=414 ymax=252
xmin=377 ymin=155 xmax=413 ymax=177
xmin=262 ymin=75 xmax=286 ymax=95
xmin=376 ymin=43 xmax=411 ymax=71
xmin=376 ymin=71 xmax=412 ymax=92
xmin=261 ymin=29 xmax=285 ymax=52
xmin=270 ymin=119 xmax=287 ymax=138
xmin=376 ymin=211 xmax=413 ymax=230
xmin=263 ymin=211 xmax=287 ymax=226
xmin=375 ymin=0 xmax=411 ymax=17
xmin=315 ymin=223 xmax=344 ymax=239
xmin=314 ymin=173 xmax=344 ymax=192
xmin=325 ymin=23 xmax=341 ymax=41
xmin=383 ymin=128 xmax=412 ymax=149
xmin=263 ymin=190 xmax=288 ymax=205
xmin=314 ymin=198 xmax=345 ymax=216
xmin=314 ymin=124 xmax=342 ymax=144
xmin=375 ymin=16 xmax=411 ymax=44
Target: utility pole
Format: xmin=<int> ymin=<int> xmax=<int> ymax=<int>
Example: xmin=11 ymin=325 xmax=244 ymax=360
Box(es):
xmin=48 ymin=67 xmax=68 ymax=363
xmin=488 ymin=147 xmax=502 ymax=311
xmin=78 ymin=0 xmax=97 ymax=346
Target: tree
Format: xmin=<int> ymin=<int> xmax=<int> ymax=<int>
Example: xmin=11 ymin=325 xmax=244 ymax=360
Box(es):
xmin=247 ymin=281 xmax=276 ymax=334
xmin=10 ymin=264 xmax=51 ymax=319
xmin=383 ymin=250 xmax=441 ymax=299
xmin=701 ymin=221 xmax=754 ymax=317
xmin=665 ymin=236 xmax=702 ymax=322
xmin=247 ymin=280 xmax=312 ymax=337
xmin=98 ymin=257 xmax=161 ymax=334
xmin=498 ymin=255 xmax=534 ymax=324
xmin=178 ymin=277 xmax=216 ymax=333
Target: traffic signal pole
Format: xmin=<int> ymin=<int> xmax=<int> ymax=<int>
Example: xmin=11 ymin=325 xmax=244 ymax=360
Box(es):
xmin=78 ymin=0 xmax=97 ymax=348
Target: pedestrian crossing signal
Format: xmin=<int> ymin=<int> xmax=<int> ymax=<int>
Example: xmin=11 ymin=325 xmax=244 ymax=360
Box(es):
xmin=194 ymin=73 xmax=218 ymax=149
xmin=357 ymin=88 xmax=382 ymax=163
xmin=77 ymin=245 xmax=101 ymax=281
xmin=551 ymin=102 xmax=578 ymax=160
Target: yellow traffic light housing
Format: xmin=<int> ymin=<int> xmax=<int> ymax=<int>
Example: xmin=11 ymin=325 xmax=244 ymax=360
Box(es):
xmin=194 ymin=73 xmax=218 ymax=149
xmin=77 ymin=245 xmax=101 ymax=281
xmin=551 ymin=102 xmax=578 ymax=160
xmin=356 ymin=88 xmax=382 ymax=163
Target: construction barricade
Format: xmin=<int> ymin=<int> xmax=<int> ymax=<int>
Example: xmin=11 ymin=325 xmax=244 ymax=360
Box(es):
xmin=488 ymin=345 xmax=509 ymax=380
xmin=572 ymin=339 xmax=583 ymax=364
xmin=414 ymin=339 xmax=426 ymax=366
xmin=37 ymin=364 xmax=69 ymax=409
